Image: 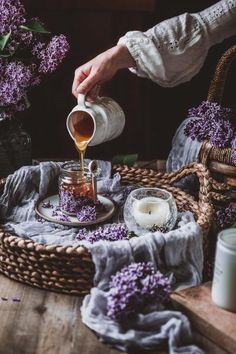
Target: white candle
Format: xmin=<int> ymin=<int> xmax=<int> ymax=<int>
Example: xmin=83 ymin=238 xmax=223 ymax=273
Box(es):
xmin=132 ymin=196 xmax=170 ymax=229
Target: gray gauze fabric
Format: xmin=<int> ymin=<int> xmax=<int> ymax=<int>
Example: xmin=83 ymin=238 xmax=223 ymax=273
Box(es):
xmin=166 ymin=117 xmax=203 ymax=193
xmin=166 ymin=117 xmax=202 ymax=172
xmin=0 ymin=161 xmax=204 ymax=354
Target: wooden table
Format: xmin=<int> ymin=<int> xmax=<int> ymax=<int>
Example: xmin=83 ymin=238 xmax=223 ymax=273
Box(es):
xmin=0 ymin=274 xmax=168 ymax=354
xmin=2 ymin=272 xmax=233 ymax=354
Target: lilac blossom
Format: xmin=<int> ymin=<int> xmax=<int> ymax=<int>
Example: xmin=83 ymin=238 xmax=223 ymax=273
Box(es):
xmin=59 ymin=213 xmax=70 ymax=222
xmin=41 ymin=200 xmax=53 ymax=208
xmin=0 ymin=61 xmax=33 ymax=107
xmin=59 ymin=191 xmax=94 ymax=214
xmin=76 ymin=224 xmax=129 ymax=243
xmin=184 ymin=100 xmax=236 ymax=162
xmin=231 ymin=137 xmax=236 ymax=164
xmin=0 ymin=0 xmax=26 ymax=35
xmin=107 ymin=262 xmax=170 ymax=320
xmin=35 ymin=35 xmax=70 ymax=74
xmin=0 ymin=0 xmax=69 ymax=119
xmin=214 ymin=203 xmax=236 ymax=229
xmin=187 ymin=101 xmax=232 ymax=121
xmin=76 ymin=205 xmax=96 ymax=222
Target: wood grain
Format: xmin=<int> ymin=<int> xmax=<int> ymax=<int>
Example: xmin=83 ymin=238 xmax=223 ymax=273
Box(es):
xmin=0 ymin=275 xmax=230 ymax=354
xmin=171 ymin=282 xmax=236 ymax=354
xmin=0 ymin=274 xmax=168 ymax=354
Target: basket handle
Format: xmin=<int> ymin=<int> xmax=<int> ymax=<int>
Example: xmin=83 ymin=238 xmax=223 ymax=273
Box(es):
xmin=207 ymin=44 xmax=236 ymax=103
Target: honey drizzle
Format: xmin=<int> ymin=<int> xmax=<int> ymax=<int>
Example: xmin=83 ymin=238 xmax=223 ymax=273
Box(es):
xmin=72 ymin=111 xmax=94 ymax=171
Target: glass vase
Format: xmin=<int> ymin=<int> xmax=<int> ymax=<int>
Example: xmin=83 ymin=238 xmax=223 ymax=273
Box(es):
xmin=0 ymin=117 xmax=31 ymax=178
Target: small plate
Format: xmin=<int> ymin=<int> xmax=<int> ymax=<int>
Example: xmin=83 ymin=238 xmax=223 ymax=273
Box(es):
xmin=35 ymin=194 xmax=116 ymax=227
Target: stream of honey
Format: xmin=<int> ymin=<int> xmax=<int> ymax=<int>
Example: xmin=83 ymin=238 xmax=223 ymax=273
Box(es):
xmin=72 ymin=111 xmax=94 ymax=170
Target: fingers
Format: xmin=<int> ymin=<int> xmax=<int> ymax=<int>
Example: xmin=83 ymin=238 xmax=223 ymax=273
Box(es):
xmin=88 ymin=84 xmax=101 ymax=100
xmin=76 ymin=73 xmax=99 ymax=96
xmin=72 ymin=69 xmax=87 ymax=97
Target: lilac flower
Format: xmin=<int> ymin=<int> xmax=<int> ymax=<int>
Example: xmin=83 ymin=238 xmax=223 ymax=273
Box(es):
xmin=107 ymin=262 xmax=170 ymax=320
xmin=209 ymin=118 xmax=234 ymax=148
xmin=187 ymin=101 xmax=232 ymax=121
xmin=41 ymin=200 xmax=53 ymax=208
xmin=184 ymin=101 xmax=236 ymax=161
xmin=76 ymin=205 xmax=96 ymax=222
xmin=0 ymin=0 xmax=69 ymax=118
xmin=36 ymin=35 xmax=70 ymax=74
xmin=0 ymin=0 xmax=28 ymax=54
xmin=0 ymin=0 xmax=26 ymax=35
xmin=231 ymin=137 xmax=236 ymax=164
xmin=59 ymin=191 xmax=94 ymax=214
xmin=59 ymin=214 xmax=70 ymax=222
xmin=214 ymin=203 xmax=236 ymax=229
xmin=76 ymin=224 xmax=128 ymax=243
xmin=0 ymin=61 xmax=33 ymax=106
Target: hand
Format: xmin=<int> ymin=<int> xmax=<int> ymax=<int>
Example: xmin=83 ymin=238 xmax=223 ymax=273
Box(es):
xmin=72 ymin=44 xmax=135 ymax=98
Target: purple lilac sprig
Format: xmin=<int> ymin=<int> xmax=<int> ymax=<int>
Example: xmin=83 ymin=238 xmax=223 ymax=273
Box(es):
xmin=0 ymin=0 xmax=69 ymax=120
xmin=184 ymin=101 xmax=234 ymax=148
xmin=60 ymin=191 xmax=106 ymax=222
xmin=107 ymin=262 xmax=170 ymax=320
xmin=76 ymin=224 xmax=129 ymax=243
xmin=76 ymin=205 xmax=96 ymax=222
xmin=59 ymin=192 xmax=95 ymax=214
xmin=214 ymin=203 xmax=236 ymax=229
xmin=41 ymin=200 xmax=53 ymax=208
xmin=33 ymin=35 xmax=70 ymax=74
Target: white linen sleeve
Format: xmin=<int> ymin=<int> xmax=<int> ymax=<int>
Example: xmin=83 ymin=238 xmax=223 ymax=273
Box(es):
xmin=117 ymin=0 xmax=236 ymax=87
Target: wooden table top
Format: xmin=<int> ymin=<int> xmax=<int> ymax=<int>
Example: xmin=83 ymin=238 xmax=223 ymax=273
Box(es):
xmin=0 ymin=274 xmax=167 ymax=354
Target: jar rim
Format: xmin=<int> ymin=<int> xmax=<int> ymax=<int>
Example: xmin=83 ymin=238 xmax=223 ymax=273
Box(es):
xmin=218 ymin=229 xmax=236 ymax=250
xmin=128 ymin=187 xmax=174 ymax=203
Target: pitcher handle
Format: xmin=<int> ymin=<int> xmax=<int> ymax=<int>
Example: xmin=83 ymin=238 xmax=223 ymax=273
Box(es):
xmin=77 ymin=94 xmax=87 ymax=107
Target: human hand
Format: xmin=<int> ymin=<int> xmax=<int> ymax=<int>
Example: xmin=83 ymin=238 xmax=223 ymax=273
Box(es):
xmin=72 ymin=44 xmax=135 ymax=98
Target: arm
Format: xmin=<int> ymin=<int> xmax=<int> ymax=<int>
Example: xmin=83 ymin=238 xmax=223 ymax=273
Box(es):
xmin=72 ymin=45 xmax=135 ymax=97
xmin=118 ymin=0 xmax=236 ymax=87
xmin=72 ymin=0 xmax=236 ymax=96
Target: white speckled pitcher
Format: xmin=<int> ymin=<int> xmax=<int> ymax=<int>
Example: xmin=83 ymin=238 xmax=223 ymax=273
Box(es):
xmin=67 ymin=94 xmax=125 ymax=146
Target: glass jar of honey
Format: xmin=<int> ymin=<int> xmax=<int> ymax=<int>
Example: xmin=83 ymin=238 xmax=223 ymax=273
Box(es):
xmin=58 ymin=161 xmax=95 ymax=215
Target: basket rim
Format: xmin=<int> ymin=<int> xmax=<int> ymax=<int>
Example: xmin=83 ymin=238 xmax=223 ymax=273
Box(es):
xmin=0 ymin=162 xmax=213 ymax=255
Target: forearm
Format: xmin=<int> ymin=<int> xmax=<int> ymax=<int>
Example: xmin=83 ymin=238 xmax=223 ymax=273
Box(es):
xmin=114 ymin=44 xmax=136 ymax=70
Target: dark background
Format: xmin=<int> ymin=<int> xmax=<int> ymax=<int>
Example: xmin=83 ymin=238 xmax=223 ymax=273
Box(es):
xmin=21 ymin=0 xmax=236 ymax=162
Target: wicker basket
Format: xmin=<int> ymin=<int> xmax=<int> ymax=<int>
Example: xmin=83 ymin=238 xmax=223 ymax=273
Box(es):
xmin=0 ymin=163 xmax=213 ymax=295
xmin=199 ymin=44 xmax=236 ymax=201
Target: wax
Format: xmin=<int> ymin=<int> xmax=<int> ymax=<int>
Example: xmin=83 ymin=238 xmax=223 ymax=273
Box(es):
xmin=132 ymin=196 xmax=170 ymax=229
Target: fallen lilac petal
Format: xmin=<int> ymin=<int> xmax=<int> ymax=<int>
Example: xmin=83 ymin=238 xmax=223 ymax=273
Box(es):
xmin=1 ymin=297 xmax=8 ymax=301
xmin=12 ymin=297 xmax=21 ymax=302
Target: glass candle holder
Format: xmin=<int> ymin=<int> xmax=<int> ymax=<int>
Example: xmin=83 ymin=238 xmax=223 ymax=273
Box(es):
xmin=59 ymin=161 xmax=96 ymax=215
xmin=123 ymin=187 xmax=177 ymax=236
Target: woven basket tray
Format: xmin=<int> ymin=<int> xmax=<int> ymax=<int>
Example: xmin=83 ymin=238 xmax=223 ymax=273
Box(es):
xmin=0 ymin=163 xmax=213 ymax=295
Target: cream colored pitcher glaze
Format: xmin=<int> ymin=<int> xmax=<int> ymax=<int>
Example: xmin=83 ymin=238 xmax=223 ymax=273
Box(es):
xmin=67 ymin=94 xmax=125 ymax=146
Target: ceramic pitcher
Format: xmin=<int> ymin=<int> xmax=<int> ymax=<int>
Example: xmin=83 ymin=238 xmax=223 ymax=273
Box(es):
xmin=67 ymin=94 xmax=125 ymax=146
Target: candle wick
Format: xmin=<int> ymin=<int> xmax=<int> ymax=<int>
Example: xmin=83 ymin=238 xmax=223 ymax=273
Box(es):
xmin=149 ymin=211 xmax=151 ymax=215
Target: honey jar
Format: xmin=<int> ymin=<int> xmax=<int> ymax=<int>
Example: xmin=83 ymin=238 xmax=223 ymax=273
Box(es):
xmin=58 ymin=161 xmax=95 ymax=215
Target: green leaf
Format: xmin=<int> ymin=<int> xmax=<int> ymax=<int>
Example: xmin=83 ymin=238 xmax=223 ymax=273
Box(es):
xmin=0 ymin=31 xmax=11 ymax=51
xmin=20 ymin=20 xmax=50 ymax=34
xmin=112 ymin=154 xmax=138 ymax=167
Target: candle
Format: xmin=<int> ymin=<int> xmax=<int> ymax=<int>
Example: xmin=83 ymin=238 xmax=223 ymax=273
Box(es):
xmin=132 ymin=196 xmax=170 ymax=229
